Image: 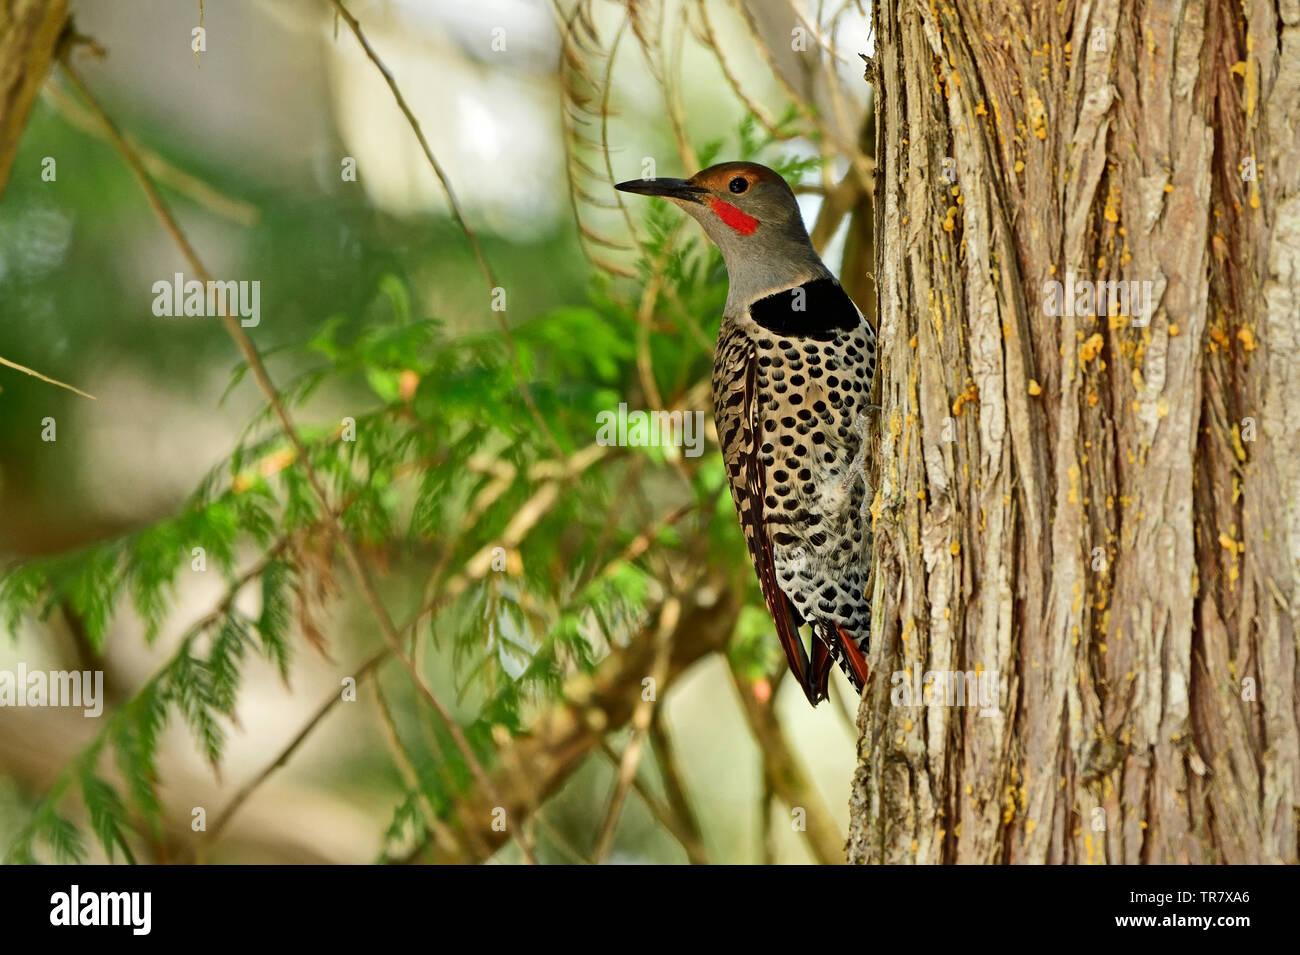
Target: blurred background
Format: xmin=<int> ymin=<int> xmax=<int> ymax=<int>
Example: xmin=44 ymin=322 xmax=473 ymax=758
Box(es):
xmin=0 ymin=0 xmax=874 ymax=864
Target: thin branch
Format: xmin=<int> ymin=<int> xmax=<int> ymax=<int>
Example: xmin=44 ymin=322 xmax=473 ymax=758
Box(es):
xmin=59 ymin=51 xmax=539 ymax=865
xmin=198 ymin=445 xmax=622 ymax=860
xmin=728 ymin=0 xmax=872 ymax=194
xmin=395 ymin=576 xmax=739 ymax=864
xmin=694 ymin=0 xmax=788 ymax=140
xmin=648 ymin=715 xmax=711 ymax=864
xmin=0 ymin=353 xmax=96 ymax=399
xmin=597 ymin=739 xmax=710 ymax=864
xmin=590 ymin=595 xmax=679 ymax=862
xmin=43 ymin=82 xmax=259 ymax=226
xmin=533 ymin=812 xmax=594 ymax=865
xmin=727 ymin=658 xmax=845 ymax=864
xmin=328 ymin=0 xmax=562 ymax=461
xmin=372 ymin=672 xmax=479 ymax=861
xmin=785 ymin=0 xmax=858 ymax=67
xmin=205 ymin=648 xmax=387 ymax=845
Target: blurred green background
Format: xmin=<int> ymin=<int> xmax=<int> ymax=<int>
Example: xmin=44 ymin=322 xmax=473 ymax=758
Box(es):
xmin=0 ymin=0 xmax=873 ymax=864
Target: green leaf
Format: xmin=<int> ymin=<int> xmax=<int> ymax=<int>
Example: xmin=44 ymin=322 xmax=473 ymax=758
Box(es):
xmin=80 ymin=771 xmax=136 ymax=864
xmin=257 ymin=561 xmax=293 ymax=680
xmin=377 ymin=273 xmax=412 ymax=325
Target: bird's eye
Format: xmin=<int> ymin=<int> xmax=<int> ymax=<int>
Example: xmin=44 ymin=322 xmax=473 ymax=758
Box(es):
xmin=729 ymin=176 xmax=749 ymax=194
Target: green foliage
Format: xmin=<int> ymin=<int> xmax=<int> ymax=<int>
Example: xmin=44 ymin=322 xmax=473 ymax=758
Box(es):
xmin=2 ymin=111 xmax=808 ymax=863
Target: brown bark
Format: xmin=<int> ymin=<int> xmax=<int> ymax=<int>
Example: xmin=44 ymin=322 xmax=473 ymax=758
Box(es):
xmin=851 ymin=0 xmax=1300 ymax=864
xmin=0 ymin=0 xmax=67 ymax=197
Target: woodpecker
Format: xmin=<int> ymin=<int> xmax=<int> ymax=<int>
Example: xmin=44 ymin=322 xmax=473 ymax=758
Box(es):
xmin=617 ymin=162 xmax=874 ymax=706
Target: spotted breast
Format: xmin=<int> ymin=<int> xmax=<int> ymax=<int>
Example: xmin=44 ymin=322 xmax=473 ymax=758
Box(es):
xmin=712 ymin=276 xmax=875 ymax=705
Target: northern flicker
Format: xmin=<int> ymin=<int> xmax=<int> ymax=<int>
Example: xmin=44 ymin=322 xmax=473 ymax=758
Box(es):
xmin=616 ymin=162 xmax=874 ymax=706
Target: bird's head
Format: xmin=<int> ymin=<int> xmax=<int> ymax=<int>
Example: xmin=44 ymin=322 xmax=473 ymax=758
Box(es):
xmin=616 ymin=161 xmax=826 ymax=306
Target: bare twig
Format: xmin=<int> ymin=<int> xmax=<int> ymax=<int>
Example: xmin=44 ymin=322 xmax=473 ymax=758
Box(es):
xmin=398 ymin=577 xmax=739 ymax=863
xmin=43 ymin=82 xmax=259 ymax=226
xmin=328 ymin=0 xmax=562 ymax=460
xmin=0 ymin=353 xmax=96 ymax=399
xmin=201 ymin=447 xmax=622 ymax=860
xmin=590 ymin=595 xmax=679 ymax=861
xmin=372 ymin=674 xmax=477 ymax=860
xmin=648 ymin=715 xmax=711 ymax=864
xmin=598 ymin=739 xmax=710 ymax=864
xmin=205 ymin=648 xmax=388 ymax=845
xmin=694 ymin=0 xmax=788 ymax=140
xmin=59 ymin=52 xmax=540 ymax=865
xmin=727 ymin=659 xmax=845 ymax=864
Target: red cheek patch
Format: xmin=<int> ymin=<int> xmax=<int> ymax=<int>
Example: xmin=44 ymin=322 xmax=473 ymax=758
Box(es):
xmin=708 ymin=198 xmax=759 ymax=235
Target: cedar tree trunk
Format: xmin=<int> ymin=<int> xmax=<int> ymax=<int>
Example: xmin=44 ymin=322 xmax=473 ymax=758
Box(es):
xmin=850 ymin=0 xmax=1300 ymax=865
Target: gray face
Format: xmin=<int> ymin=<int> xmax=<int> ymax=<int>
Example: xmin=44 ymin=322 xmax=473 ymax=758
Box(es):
xmin=616 ymin=162 xmax=827 ymax=309
xmin=615 ymin=162 xmax=804 ymax=243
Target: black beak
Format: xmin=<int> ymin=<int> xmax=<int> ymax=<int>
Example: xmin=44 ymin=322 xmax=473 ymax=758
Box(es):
xmin=615 ymin=177 xmax=708 ymax=204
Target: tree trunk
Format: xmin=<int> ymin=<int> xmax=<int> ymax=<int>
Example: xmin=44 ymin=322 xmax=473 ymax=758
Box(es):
xmin=850 ymin=0 xmax=1300 ymax=864
xmin=0 ymin=0 xmax=67 ymax=197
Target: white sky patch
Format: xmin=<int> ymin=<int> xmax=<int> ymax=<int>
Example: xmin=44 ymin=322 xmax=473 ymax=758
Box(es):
xmin=395 ymin=0 xmax=555 ymax=62
xmin=327 ymin=15 xmax=563 ymax=237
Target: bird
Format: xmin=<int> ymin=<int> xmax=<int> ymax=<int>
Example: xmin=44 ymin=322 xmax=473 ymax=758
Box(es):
xmin=616 ymin=162 xmax=875 ymax=706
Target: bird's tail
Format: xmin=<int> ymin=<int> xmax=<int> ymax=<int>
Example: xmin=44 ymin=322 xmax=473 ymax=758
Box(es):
xmin=810 ymin=620 xmax=870 ymax=699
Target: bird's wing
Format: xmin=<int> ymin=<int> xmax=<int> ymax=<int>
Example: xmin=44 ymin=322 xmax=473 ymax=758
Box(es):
xmin=713 ymin=322 xmax=814 ymax=700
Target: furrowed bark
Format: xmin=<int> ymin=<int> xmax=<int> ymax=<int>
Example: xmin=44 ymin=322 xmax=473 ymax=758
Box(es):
xmin=850 ymin=0 xmax=1300 ymax=865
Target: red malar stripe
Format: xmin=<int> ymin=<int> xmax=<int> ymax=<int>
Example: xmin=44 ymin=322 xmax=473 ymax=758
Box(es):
xmin=708 ymin=198 xmax=759 ymax=235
